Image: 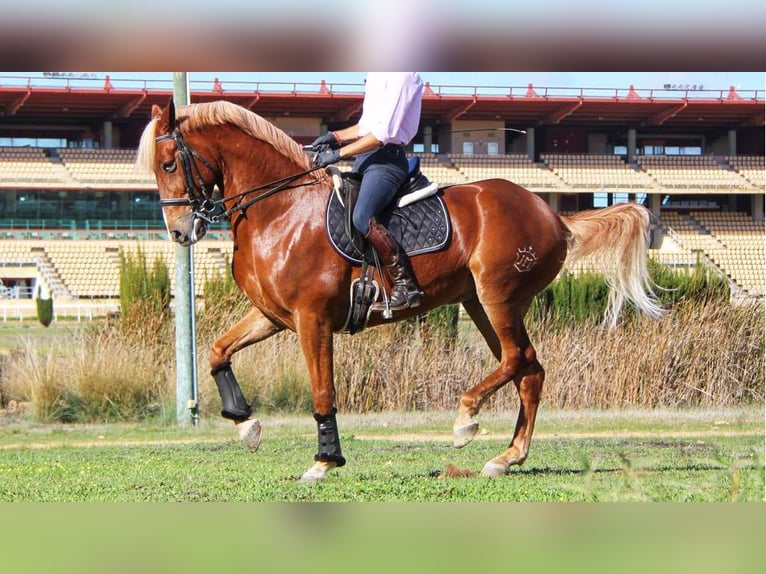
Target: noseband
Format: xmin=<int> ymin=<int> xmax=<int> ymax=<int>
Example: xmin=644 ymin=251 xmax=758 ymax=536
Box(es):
xmin=155 ymin=129 xmax=322 ymax=225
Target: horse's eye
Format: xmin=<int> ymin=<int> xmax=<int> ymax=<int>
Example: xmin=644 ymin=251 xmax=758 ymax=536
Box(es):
xmin=161 ymin=160 xmax=177 ymax=173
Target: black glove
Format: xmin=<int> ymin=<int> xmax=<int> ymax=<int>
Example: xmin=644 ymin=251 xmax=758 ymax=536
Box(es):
xmin=310 ymin=131 xmax=341 ymax=150
xmin=313 ymin=148 xmax=342 ymax=168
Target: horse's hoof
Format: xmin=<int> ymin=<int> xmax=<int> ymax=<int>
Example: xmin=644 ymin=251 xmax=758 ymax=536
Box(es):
xmin=453 ymin=422 xmax=480 ymax=448
xmin=236 ymin=419 xmax=262 ymax=452
xmin=480 ymin=460 xmax=508 ymax=478
xmin=299 ymin=461 xmax=337 ymax=483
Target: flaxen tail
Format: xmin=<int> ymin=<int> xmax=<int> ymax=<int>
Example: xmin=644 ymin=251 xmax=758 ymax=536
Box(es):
xmin=560 ymin=203 xmax=664 ymax=328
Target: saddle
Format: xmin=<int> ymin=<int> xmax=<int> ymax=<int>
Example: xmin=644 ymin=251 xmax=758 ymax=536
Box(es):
xmin=325 ymin=157 xmax=448 ymax=263
xmin=324 ymin=157 xmax=451 ymax=333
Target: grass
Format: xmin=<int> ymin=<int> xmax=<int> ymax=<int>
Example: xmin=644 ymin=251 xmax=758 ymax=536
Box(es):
xmin=0 ymin=408 xmax=762 ymax=502
xmin=1 ymin=300 xmax=763 ymax=422
xmin=0 ymin=300 xmax=763 ymax=503
xmin=0 ymin=320 xmax=81 ymax=353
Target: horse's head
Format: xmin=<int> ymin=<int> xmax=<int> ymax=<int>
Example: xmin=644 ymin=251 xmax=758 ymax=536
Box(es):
xmin=140 ymin=99 xmax=219 ymax=246
xmin=138 ymin=99 xmax=323 ymax=247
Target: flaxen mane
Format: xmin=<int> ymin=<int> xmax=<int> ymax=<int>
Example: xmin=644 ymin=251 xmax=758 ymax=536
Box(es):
xmin=137 ymin=101 xmax=311 ymax=174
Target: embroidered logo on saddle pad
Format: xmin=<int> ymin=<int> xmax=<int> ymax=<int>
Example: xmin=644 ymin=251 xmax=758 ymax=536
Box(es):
xmin=325 ymin=190 xmax=451 ymax=265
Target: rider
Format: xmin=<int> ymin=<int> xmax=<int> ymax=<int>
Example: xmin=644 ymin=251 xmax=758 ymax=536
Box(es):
xmin=312 ymin=72 xmax=424 ymax=312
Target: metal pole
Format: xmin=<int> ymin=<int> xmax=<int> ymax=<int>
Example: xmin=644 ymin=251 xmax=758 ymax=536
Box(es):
xmin=172 ymin=72 xmax=198 ymax=426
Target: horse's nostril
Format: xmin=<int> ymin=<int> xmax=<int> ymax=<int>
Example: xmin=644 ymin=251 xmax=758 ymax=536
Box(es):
xmin=170 ymin=230 xmax=186 ymax=243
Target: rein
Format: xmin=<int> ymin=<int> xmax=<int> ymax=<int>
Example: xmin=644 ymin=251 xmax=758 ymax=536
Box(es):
xmin=220 ymin=167 xmax=323 ymax=222
xmin=156 ymin=129 xmax=322 ymax=224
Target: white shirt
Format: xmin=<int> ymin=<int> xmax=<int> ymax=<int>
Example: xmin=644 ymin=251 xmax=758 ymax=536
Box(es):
xmin=357 ymin=72 xmax=423 ymax=146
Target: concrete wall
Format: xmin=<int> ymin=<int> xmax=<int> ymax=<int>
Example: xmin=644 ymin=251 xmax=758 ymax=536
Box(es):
xmin=449 ymin=119 xmax=506 ymax=155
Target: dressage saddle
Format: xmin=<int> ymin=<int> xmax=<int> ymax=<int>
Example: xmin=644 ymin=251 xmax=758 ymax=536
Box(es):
xmin=324 ymin=157 xmax=451 ymax=333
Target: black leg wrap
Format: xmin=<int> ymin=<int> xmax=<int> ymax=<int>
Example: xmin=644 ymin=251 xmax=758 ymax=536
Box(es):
xmin=211 ymin=362 xmax=252 ymax=421
xmin=313 ymin=408 xmax=346 ymax=467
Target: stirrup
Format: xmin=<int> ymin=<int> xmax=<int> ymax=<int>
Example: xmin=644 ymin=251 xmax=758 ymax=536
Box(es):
xmin=372 ymin=287 xmax=423 ymax=313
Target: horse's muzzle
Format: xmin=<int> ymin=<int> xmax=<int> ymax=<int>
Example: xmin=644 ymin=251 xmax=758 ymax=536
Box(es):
xmin=168 ymin=216 xmax=207 ymax=246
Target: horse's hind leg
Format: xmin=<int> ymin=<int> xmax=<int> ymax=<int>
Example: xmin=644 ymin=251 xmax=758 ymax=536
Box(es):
xmin=455 ymin=299 xmax=545 ymax=476
xmin=481 ymin=361 xmax=544 ymax=477
xmin=453 ymin=298 xmax=502 ymax=447
xmin=209 ymin=307 xmax=283 ymax=451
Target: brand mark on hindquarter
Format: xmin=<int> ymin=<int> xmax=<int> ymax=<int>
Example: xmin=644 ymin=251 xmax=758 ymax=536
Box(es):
xmin=513 ymin=246 xmax=538 ymax=273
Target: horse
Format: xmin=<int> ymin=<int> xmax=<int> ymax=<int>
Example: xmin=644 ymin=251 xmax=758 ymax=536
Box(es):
xmin=137 ymin=99 xmax=663 ymax=481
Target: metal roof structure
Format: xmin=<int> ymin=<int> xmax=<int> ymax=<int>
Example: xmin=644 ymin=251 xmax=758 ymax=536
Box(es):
xmin=1 ymin=75 xmax=763 ymax=130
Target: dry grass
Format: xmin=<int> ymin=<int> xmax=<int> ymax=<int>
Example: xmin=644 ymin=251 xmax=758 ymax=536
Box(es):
xmin=2 ymin=327 xmax=173 ymax=422
xmin=1 ymin=300 xmax=763 ymax=422
xmin=532 ymin=301 xmax=763 ymax=409
xmin=198 ymin=299 xmax=764 ymax=415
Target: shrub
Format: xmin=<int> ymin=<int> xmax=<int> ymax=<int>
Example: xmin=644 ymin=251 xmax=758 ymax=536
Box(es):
xmin=417 ymin=304 xmax=460 ymax=349
xmin=35 ymin=294 xmax=54 ymax=328
xmin=1 ymin=259 xmax=760 ymax=422
xmin=531 ymin=261 xmax=731 ymax=328
xmin=196 ymin=264 xmax=249 ymax=341
xmin=649 ymin=259 xmax=730 ymax=306
xmin=1 ymin=329 xmax=173 ymax=423
xmin=118 ymin=246 xmax=171 ymax=343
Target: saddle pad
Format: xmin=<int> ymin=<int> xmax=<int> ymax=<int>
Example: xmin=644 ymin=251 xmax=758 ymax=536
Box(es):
xmin=325 ymin=191 xmax=451 ymax=265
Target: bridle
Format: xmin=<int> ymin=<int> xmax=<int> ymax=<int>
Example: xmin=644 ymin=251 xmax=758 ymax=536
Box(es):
xmin=155 ymin=128 xmax=323 ymax=225
xmin=156 ymin=129 xmax=221 ymax=222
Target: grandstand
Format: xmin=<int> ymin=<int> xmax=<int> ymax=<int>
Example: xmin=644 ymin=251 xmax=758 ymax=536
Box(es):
xmin=542 ymin=153 xmax=657 ymax=193
xmin=450 ymin=153 xmax=565 ymax=191
xmin=636 ymin=155 xmax=755 ymax=193
xmin=56 ymin=148 xmax=156 ymax=188
xmin=1 ymin=74 xmax=763 ymax=318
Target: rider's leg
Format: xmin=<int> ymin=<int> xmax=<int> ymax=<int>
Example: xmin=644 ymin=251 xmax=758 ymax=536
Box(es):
xmin=352 ymin=147 xmax=422 ymax=311
xmin=364 ymin=217 xmax=422 ymax=311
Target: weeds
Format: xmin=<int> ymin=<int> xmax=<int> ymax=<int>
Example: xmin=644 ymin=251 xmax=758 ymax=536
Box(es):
xmin=1 ymin=270 xmax=763 ymax=423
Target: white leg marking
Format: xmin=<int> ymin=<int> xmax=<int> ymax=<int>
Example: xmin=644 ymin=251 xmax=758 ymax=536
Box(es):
xmin=299 ymin=461 xmax=337 ymax=483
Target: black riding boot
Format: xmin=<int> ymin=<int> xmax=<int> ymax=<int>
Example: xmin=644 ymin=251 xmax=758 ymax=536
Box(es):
xmin=365 ymin=217 xmax=423 ymax=312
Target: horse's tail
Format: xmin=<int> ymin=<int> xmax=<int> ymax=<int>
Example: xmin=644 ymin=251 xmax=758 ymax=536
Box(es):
xmin=560 ymin=203 xmax=664 ymax=328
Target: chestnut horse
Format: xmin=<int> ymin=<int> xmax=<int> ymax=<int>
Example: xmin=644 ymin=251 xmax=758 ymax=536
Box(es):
xmin=138 ymin=100 xmax=663 ymax=481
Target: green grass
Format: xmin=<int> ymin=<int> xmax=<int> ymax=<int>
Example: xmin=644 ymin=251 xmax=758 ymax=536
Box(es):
xmin=1 ymin=408 xmax=762 ymax=502
xmin=0 ymin=320 xmax=83 ymax=353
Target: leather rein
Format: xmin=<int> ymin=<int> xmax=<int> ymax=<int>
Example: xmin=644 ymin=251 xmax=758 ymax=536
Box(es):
xmin=155 ymin=129 xmax=323 ymax=224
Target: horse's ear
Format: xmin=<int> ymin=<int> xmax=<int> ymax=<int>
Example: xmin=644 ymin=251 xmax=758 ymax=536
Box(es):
xmin=154 ymin=98 xmax=176 ymax=133
xmin=167 ymin=98 xmax=176 ymax=131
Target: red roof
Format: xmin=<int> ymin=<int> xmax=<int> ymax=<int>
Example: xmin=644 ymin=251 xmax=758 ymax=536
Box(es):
xmin=1 ymin=76 xmax=763 ymax=129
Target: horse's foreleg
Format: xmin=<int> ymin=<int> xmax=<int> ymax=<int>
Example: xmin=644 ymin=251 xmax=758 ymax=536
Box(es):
xmin=294 ymin=314 xmax=344 ymax=482
xmin=299 ymin=409 xmax=344 ymax=482
xmin=209 ymin=307 xmax=283 ymax=451
xmin=481 ymin=362 xmax=544 ymax=477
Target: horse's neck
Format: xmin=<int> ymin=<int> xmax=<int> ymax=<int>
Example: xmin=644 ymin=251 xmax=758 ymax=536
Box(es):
xmin=222 ymin=137 xmax=328 ymax=226
xmin=228 ymin=137 xmax=303 ymax=186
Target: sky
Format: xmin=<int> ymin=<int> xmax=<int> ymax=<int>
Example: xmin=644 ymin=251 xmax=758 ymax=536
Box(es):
xmin=11 ymin=72 xmax=765 ymax=92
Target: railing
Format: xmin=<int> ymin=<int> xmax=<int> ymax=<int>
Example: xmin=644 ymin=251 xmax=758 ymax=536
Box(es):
xmin=0 ymin=257 xmax=68 ymax=299
xmin=0 ymin=218 xmax=230 ymax=232
xmin=1 ymin=74 xmax=762 ymax=102
xmin=0 ymin=299 xmax=120 ymax=322
xmin=35 ymin=258 xmax=69 ymax=299
xmin=660 ymin=224 xmax=761 ymax=302
xmin=0 ymin=285 xmax=35 ymax=300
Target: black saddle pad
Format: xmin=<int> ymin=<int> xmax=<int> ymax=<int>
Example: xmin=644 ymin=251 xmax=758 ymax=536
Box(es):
xmin=325 ymin=191 xmax=451 ymax=264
